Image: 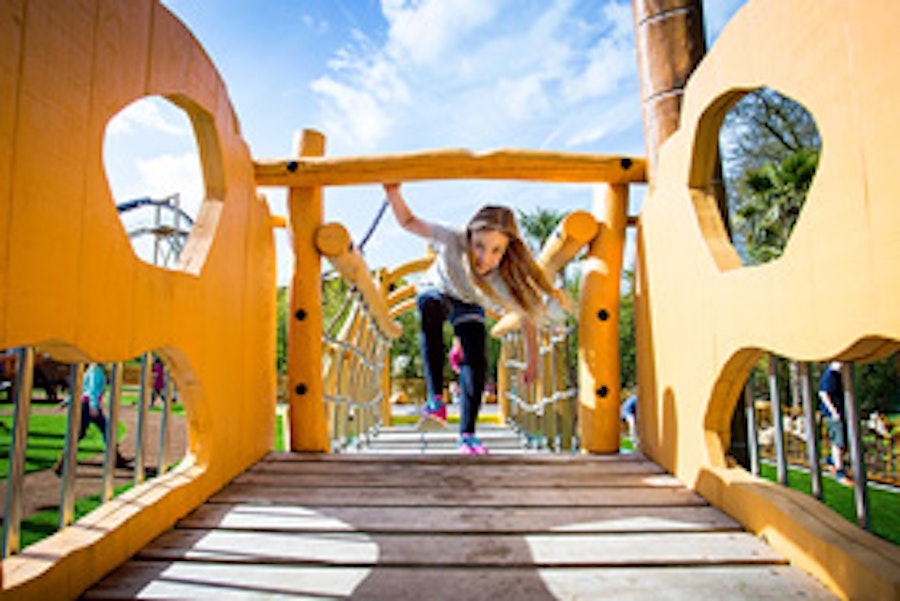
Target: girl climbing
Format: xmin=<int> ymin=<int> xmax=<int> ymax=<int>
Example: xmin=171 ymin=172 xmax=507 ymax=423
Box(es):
xmin=384 ymin=182 xmax=565 ymax=454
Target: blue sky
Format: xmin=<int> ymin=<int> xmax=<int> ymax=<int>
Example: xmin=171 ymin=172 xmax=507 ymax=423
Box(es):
xmin=104 ymin=0 xmax=747 ymax=283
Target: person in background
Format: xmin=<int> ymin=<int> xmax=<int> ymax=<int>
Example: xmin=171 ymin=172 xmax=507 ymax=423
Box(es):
xmin=54 ymin=363 xmax=131 ymax=475
xmin=151 ymin=356 xmax=166 ymax=407
xmin=818 ymin=361 xmax=853 ymax=486
xmin=621 ymin=393 xmax=638 ymax=449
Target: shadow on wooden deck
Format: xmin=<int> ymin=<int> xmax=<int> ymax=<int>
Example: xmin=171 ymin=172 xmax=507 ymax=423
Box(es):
xmin=84 ymin=426 xmax=837 ymax=600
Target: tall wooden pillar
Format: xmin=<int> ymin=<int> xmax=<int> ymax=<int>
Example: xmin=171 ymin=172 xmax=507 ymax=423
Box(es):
xmin=287 ymin=129 xmax=329 ymax=451
xmin=578 ymin=184 xmax=629 ymax=453
xmin=633 ymin=0 xmax=707 ymax=181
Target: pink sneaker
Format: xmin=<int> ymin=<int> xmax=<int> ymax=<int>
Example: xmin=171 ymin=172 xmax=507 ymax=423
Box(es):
xmin=459 ymin=434 xmax=488 ymax=455
xmin=417 ymin=401 xmax=447 ymax=430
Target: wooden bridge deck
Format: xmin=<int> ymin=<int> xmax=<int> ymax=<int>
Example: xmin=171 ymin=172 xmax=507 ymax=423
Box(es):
xmin=84 ymin=426 xmax=837 ymax=600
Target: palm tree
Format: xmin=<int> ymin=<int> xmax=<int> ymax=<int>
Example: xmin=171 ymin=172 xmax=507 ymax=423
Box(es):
xmin=517 ymin=207 xmax=566 ymax=254
xmin=733 ymin=147 xmax=819 ymax=264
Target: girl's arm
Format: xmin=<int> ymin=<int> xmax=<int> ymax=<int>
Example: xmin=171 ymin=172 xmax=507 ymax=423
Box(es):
xmin=383 ymin=183 xmax=433 ymax=239
xmin=522 ymin=317 xmax=539 ymax=385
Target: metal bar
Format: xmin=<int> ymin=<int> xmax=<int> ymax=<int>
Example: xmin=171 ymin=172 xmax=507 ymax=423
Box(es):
xmin=102 ymin=362 xmax=123 ymax=502
xmin=842 ymin=363 xmax=869 ymax=529
xmin=134 ymin=353 xmax=151 ymax=484
xmin=157 ymin=361 xmax=172 ymax=475
xmin=799 ymin=362 xmax=823 ymax=499
xmin=59 ymin=363 xmax=85 ymax=529
xmin=744 ymin=380 xmax=760 ymax=477
xmin=767 ymin=354 xmax=788 ymax=485
xmin=2 ymin=347 xmax=34 ymax=557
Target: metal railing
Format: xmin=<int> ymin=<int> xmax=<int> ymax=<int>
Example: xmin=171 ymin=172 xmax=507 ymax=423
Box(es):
xmin=744 ymin=354 xmax=898 ymax=530
xmin=1 ymin=348 xmax=180 ymax=557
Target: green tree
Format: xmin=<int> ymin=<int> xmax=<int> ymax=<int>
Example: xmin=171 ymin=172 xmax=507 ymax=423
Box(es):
xmin=517 ymin=207 xmax=566 ymax=253
xmin=720 ymin=88 xmax=820 ymax=265
xmin=276 ymin=287 xmax=288 ymax=374
xmin=733 ymin=148 xmax=819 ymax=264
xmin=619 ymin=270 xmax=636 ymax=391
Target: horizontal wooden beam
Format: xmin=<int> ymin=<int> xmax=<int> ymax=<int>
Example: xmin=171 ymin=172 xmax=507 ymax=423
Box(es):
xmin=255 ymin=148 xmax=647 ymax=187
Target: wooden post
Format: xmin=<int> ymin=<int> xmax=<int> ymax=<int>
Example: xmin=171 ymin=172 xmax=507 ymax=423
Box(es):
xmin=578 ymin=184 xmax=628 ymax=453
xmin=497 ymin=340 xmax=509 ymax=423
xmin=379 ymin=269 xmax=393 ymax=426
xmin=632 ymin=0 xmax=707 ymax=181
xmin=287 ymin=130 xmax=329 ymax=452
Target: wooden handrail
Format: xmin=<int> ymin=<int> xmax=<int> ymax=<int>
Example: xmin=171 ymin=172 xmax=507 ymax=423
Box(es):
xmin=255 ymin=148 xmax=646 ymax=187
xmin=315 ymin=223 xmax=403 ymax=339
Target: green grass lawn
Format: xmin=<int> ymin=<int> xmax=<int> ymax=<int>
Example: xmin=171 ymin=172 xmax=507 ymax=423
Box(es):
xmin=759 ymin=462 xmax=900 ymax=545
xmin=0 ymin=413 xmax=125 ymax=477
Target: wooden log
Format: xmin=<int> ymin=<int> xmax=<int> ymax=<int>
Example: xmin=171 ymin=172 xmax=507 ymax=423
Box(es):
xmin=315 ymin=223 xmax=403 ymax=339
xmin=579 ymin=184 xmax=628 ymax=454
xmin=383 ymin=254 xmax=435 ymax=287
xmin=255 ymin=148 xmax=647 ymax=187
xmin=287 ymin=129 xmax=329 ymax=452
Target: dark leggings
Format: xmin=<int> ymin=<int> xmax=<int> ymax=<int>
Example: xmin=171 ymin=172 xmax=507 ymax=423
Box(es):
xmin=417 ymin=290 xmax=486 ymax=435
xmin=79 ymin=399 xmax=108 ymax=445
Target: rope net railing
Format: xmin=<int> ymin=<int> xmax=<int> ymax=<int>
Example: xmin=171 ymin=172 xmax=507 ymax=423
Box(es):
xmin=500 ymin=326 xmax=579 ymax=451
xmin=316 ymin=222 xmax=401 ymax=451
xmin=322 ymin=297 xmax=391 ymax=451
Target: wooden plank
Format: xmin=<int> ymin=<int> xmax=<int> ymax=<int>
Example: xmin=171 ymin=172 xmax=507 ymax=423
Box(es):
xmin=265 ymin=448 xmax=647 ymax=461
xmin=83 ymin=564 xmax=838 ymax=600
xmin=179 ymin=503 xmax=742 ymax=534
xmin=254 ymin=148 xmax=647 ymax=187
xmin=136 ymin=530 xmax=786 ymax=568
xmin=231 ymin=470 xmax=683 ymax=489
xmin=260 ymin=450 xmax=658 ymax=468
xmin=210 ymin=483 xmax=707 ymax=507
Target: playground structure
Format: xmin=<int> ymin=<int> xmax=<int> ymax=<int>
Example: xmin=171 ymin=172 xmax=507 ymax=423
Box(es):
xmin=116 ymin=194 xmax=194 ymax=268
xmin=0 ymin=0 xmax=898 ymax=599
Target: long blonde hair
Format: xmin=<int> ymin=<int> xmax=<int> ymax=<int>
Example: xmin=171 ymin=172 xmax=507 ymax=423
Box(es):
xmin=465 ymin=205 xmax=564 ymax=320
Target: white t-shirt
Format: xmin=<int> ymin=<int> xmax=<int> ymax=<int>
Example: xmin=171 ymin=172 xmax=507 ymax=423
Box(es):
xmin=416 ymin=223 xmax=512 ymax=310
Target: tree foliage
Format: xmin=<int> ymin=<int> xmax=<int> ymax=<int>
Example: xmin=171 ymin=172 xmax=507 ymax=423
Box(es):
xmin=720 ymin=88 xmax=820 ymax=265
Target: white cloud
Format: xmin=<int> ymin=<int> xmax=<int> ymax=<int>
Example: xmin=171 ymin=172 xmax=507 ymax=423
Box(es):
xmin=310 ymin=0 xmax=641 ymax=155
xmin=565 ymin=96 xmax=639 ymax=147
xmin=135 ymin=153 xmax=204 ymax=216
xmin=107 ymin=98 xmax=191 ymax=137
xmin=382 ymin=0 xmax=504 ymax=66
xmin=311 ymin=76 xmax=393 ymax=150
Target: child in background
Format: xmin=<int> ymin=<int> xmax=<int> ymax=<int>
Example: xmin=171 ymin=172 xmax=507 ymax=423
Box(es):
xmin=384 ymin=182 xmax=566 ymax=454
xmin=54 ymin=363 xmax=131 ymax=475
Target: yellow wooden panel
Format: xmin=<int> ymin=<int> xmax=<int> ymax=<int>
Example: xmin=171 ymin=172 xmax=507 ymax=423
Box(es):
xmin=637 ymin=0 xmax=900 ymax=598
xmin=7 ymin=0 xmax=97 ymax=344
xmin=0 ymin=0 xmax=25 ymax=343
xmin=0 ymin=1 xmax=276 ymax=598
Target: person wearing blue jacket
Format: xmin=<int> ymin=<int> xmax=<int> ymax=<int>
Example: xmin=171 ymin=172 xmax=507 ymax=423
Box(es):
xmin=54 ymin=363 xmax=131 ymax=475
